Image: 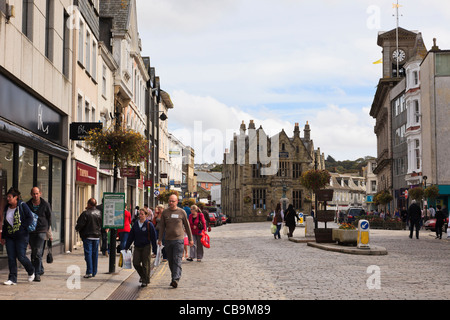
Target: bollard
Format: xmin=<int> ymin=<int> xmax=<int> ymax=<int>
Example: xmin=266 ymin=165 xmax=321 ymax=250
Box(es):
xmin=357 ymin=220 xmax=370 ymax=249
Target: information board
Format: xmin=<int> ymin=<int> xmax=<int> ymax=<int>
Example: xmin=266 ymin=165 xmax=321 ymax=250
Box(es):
xmin=102 ymin=193 xmax=125 ymax=229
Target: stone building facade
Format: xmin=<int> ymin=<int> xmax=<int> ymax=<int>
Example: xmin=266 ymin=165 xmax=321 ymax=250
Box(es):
xmin=221 ymin=121 xmax=325 ymax=223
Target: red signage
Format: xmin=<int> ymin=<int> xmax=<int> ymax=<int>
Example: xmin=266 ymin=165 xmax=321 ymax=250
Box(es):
xmin=76 ymin=162 xmax=97 ymax=185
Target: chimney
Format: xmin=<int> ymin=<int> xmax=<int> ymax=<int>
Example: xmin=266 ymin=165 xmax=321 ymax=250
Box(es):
xmin=248 ymin=120 xmax=256 ymax=130
xmin=431 ymin=38 xmax=441 ymax=51
xmin=240 ymin=121 xmax=246 ymax=132
xmin=294 ymin=122 xmax=300 ymax=137
xmin=304 ymin=121 xmax=311 ymax=141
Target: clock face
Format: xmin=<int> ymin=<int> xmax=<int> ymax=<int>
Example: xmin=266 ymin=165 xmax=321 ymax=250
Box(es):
xmin=392 ymin=49 xmax=406 ymax=63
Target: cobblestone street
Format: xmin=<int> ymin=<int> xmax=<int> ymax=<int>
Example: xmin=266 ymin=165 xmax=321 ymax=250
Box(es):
xmin=137 ymin=221 xmax=450 ymax=301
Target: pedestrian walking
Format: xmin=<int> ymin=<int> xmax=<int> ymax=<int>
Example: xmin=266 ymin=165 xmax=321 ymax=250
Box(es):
xmin=153 ymin=204 xmax=167 ymax=261
xmin=124 ymin=208 xmax=157 ymax=287
xmin=284 ymin=204 xmax=299 ymax=238
xmin=273 ymin=203 xmax=283 ymax=239
xmin=408 ymin=200 xmax=422 ymax=239
xmin=1 ymin=188 xmax=35 ymax=285
xmin=157 ymin=194 xmax=193 ymax=288
xmin=117 ymin=204 xmax=132 ymax=252
xmin=188 ymin=205 xmax=206 ymax=262
xmin=75 ymin=198 xmax=102 ymax=278
xmin=199 ymin=204 xmax=211 ymax=232
xmin=26 ymin=187 xmax=52 ymax=282
xmin=435 ymin=205 xmax=445 ymax=239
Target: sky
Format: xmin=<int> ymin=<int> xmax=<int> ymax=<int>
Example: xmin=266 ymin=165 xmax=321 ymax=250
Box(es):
xmin=136 ymin=0 xmax=450 ymax=164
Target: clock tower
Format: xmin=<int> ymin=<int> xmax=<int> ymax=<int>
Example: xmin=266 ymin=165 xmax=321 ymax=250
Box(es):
xmin=377 ymin=27 xmax=425 ymax=78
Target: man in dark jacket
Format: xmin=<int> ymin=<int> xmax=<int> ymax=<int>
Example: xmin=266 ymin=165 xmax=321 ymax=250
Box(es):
xmin=408 ymin=200 xmax=422 ymax=239
xmin=26 ymin=187 xmax=52 ymax=282
xmin=75 ymin=198 xmax=102 ymax=278
xmin=435 ymin=205 xmax=445 ymax=239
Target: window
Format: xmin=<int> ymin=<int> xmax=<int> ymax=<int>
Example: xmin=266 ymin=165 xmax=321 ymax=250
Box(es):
xmin=293 ymin=162 xmax=302 ymax=179
xmin=413 ymin=71 xmax=419 ymax=85
xmin=78 ymin=20 xmax=84 ymax=64
xmin=102 ymin=64 xmax=107 ymax=97
xmin=414 ymin=100 xmax=420 ymax=124
xmin=85 ymin=100 xmax=90 ymax=122
xmin=62 ymin=10 xmax=70 ymax=77
xmin=415 ymin=139 xmax=421 ymax=170
xmin=77 ymin=95 xmax=83 ymax=121
xmin=277 ymin=161 xmax=289 ymax=177
xmin=436 ymin=53 xmax=450 ymax=76
xmin=252 ymin=189 xmax=266 ymax=209
xmin=91 ymin=40 xmax=97 ymax=80
xmin=371 ymin=180 xmax=377 ymax=193
xmin=37 ymin=152 xmax=49 ymax=199
xmin=22 ymin=0 xmax=33 ymax=40
xmin=292 ymin=190 xmax=302 ymax=210
xmin=85 ymin=31 xmax=91 ymax=73
xmin=45 ymin=0 xmax=54 ymax=61
xmin=252 ymin=163 xmax=262 ymax=178
xmin=51 ymin=158 xmax=63 ymax=244
xmin=18 ymin=146 xmax=34 ymax=201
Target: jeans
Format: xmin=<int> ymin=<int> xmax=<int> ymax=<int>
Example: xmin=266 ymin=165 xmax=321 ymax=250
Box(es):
xmin=274 ymin=224 xmax=282 ymax=239
xmin=165 ymin=239 xmax=184 ymax=281
xmin=5 ymin=236 xmax=35 ymax=283
xmin=82 ymin=239 xmax=99 ymax=276
xmin=118 ymin=232 xmax=129 ymax=251
xmin=29 ymin=232 xmax=46 ymax=276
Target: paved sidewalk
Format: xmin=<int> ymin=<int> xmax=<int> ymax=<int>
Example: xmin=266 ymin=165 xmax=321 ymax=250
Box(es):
xmin=0 ymin=246 xmax=135 ymax=300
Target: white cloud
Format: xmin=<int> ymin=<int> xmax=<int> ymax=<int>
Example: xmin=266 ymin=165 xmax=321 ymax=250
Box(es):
xmin=136 ymin=0 xmax=450 ymax=163
xmin=168 ymin=91 xmax=375 ymax=163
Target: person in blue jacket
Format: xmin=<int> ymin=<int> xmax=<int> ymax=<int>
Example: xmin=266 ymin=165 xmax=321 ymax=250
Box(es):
xmin=1 ymin=187 xmax=35 ymax=285
xmin=125 ymin=208 xmax=157 ymax=287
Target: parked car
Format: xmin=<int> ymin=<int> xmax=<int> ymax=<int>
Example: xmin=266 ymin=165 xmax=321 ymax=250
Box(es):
xmin=344 ymin=207 xmax=366 ymax=223
xmin=220 ymin=214 xmax=227 ymax=225
xmin=424 ymin=218 xmax=449 ymax=232
xmin=209 ymin=213 xmax=218 ymax=227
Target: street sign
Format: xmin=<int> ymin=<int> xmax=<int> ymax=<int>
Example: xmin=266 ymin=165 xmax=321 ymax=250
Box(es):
xmin=102 ymin=193 xmax=125 ymax=229
xmin=154 ymin=190 xmax=160 ymax=196
xmin=120 ymin=166 xmax=140 ymax=179
xmin=404 ymin=190 xmax=408 ymax=199
xmin=357 ymin=220 xmax=370 ymax=249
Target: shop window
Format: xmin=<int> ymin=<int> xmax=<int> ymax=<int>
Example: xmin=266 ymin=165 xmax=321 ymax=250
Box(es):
xmin=51 ymin=158 xmax=63 ymax=244
xmin=37 ymin=152 xmax=49 ymax=199
xmin=0 ymin=143 xmax=14 ymax=256
xmin=18 ymin=146 xmax=34 ymax=202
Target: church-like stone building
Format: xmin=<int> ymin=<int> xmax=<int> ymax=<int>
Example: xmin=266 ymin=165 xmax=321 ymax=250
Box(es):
xmin=221 ymin=121 xmax=325 ymax=223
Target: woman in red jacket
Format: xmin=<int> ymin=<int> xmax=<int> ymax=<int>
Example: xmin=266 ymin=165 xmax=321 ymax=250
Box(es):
xmin=187 ymin=205 xmax=206 ymax=262
xmin=117 ymin=204 xmax=132 ymax=252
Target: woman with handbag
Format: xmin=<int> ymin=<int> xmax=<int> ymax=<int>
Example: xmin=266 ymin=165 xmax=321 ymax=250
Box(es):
xmin=187 ymin=205 xmax=206 ymax=262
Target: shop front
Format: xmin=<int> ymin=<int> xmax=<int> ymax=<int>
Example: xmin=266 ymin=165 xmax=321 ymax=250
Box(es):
xmin=0 ymin=72 xmax=68 ymax=259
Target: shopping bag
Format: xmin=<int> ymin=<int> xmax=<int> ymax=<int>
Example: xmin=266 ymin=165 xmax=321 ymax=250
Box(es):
xmin=271 ymin=224 xmax=277 ymax=234
xmin=200 ymin=231 xmax=210 ymax=248
xmin=118 ymin=252 xmax=123 ymax=268
xmin=154 ymin=245 xmax=164 ymax=267
xmin=120 ymin=250 xmax=132 ymax=269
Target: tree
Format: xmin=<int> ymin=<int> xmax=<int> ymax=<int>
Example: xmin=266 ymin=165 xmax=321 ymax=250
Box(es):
xmin=424 ymin=185 xmax=439 ymax=200
xmin=408 ymin=187 xmax=424 ymax=201
xmin=374 ymin=190 xmax=393 ymax=206
xmin=300 ymin=169 xmax=331 ymax=229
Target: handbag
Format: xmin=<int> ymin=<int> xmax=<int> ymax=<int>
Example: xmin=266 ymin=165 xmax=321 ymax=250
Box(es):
xmin=197 ymin=214 xmax=204 ymax=230
xmin=46 ymin=240 xmax=53 ymax=264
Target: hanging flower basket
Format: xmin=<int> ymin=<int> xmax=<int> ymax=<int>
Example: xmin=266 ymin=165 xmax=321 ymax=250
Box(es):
xmin=84 ymin=126 xmax=149 ymax=169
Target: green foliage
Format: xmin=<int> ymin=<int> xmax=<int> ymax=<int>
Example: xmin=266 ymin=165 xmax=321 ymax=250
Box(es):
xmin=157 ymin=190 xmax=180 ymax=203
xmin=424 ymin=185 xmax=439 ymax=200
xmin=374 ymin=190 xmax=393 ymax=205
xmin=325 ymin=155 xmax=376 ymax=174
xmin=299 ymin=169 xmax=331 ymax=191
xmin=408 ymin=187 xmax=424 ymax=201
